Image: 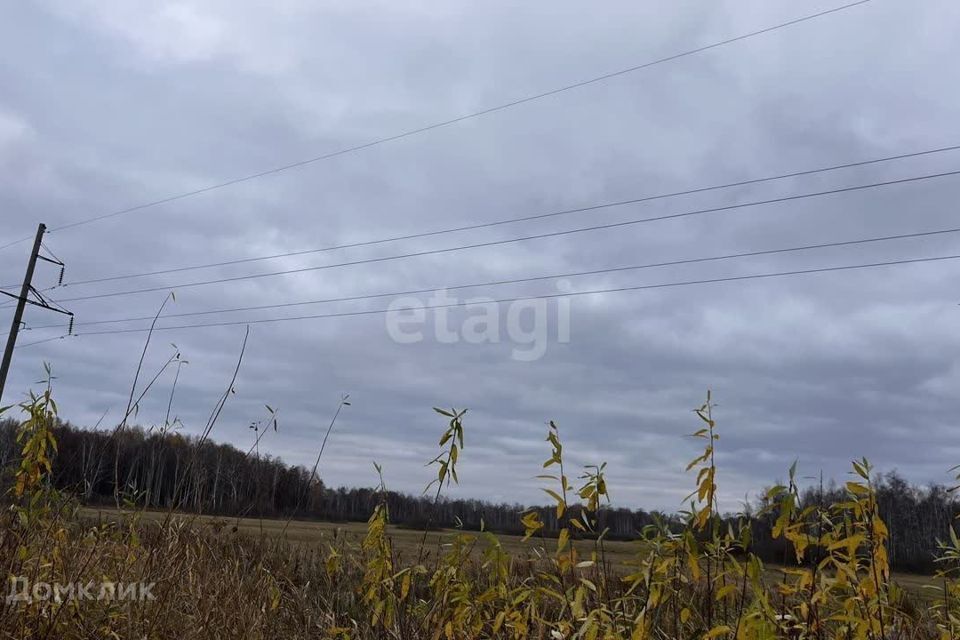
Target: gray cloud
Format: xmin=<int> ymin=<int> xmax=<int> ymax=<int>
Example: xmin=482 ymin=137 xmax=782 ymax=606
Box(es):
xmin=2 ymin=0 xmax=960 ymax=511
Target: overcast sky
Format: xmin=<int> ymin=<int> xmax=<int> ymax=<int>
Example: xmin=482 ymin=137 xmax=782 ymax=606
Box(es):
xmin=1 ymin=0 xmax=959 ymax=511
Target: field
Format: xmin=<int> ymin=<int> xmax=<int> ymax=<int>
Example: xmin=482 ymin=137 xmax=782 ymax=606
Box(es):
xmin=4 ymin=389 xmax=958 ymax=639
xmin=79 ymin=506 xmax=938 ymax=596
xmin=80 ymin=506 xmax=643 ymax=564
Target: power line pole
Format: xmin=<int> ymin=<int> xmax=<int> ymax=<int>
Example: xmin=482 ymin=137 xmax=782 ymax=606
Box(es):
xmin=0 ymin=223 xmax=47 ymax=403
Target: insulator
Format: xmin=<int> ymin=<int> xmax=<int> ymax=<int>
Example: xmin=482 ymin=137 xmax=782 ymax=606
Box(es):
xmin=68 ymin=315 xmax=75 ymax=336
xmin=58 ymin=266 xmax=65 ymax=286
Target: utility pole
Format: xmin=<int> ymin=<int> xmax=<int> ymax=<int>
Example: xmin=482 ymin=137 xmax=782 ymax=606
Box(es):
xmin=0 ymin=223 xmax=47 ymax=402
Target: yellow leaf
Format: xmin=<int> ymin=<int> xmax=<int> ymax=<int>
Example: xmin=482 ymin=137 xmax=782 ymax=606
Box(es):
xmin=715 ymin=584 xmax=737 ymax=600
xmin=845 ymin=481 xmax=870 ymax=496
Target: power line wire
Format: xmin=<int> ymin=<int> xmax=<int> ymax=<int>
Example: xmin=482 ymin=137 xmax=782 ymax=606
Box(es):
xmin=51 ymin=168 xmax=960 ymax=303
xmin=65 ymin=252 xmax=960 ymax=337
xmin=0 ymin=0 xmax=871 ymax=251
xmin=61 ymin=142 xmax=960 ymax=287
xmin=15 ymin=335 xmax=68 ymax=350
xmin=18 ymin=224 xmax=960 ymax=333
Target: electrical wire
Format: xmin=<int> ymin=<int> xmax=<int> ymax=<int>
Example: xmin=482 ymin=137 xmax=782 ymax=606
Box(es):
xmin=15 ymin=334 xmax=68 ymax=350
xmin=64 ymin=252 xmax=960 ymax=337
xmin=0 ymin=0 xmax=871 ymax=251
xmin=60 ymin=141 xmax=960 ymax=287
xmin=18 ymin=224 xmax=960 ymax=333
xmin=51 ymin=168 xmax=960 ymax=303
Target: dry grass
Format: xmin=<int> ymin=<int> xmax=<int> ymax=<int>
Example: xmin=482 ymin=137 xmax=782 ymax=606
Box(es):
xmin=4 ymin=385 xmax=959 ymax=639
xmin=80 ymin=505 xmax=939 ymax=595
xmin=79 ymin=506 xmax=644 ymax=566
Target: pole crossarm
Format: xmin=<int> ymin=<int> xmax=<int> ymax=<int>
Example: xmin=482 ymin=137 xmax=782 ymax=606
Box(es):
xmin=27 ymin=286 xmax=72 ymax=316
xmin=0 ymin=288 xmax=73 ymax=316
xmin=36 ymin=254 xmax=64 ymax=267
xmin=0 ymin=223 xmax=73 ymax=401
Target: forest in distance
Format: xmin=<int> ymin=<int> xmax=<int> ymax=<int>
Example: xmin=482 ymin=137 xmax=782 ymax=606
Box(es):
xmin=1 ymin=416 xmax=955 ymax=575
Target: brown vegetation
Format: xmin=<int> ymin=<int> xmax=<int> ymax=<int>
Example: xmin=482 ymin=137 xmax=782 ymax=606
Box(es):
xmin=4 ymin=376 xmax=960 ymax=639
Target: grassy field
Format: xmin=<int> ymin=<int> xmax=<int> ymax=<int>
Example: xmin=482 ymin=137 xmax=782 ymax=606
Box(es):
xmin=79 ymin=506 xmax=643 ymax=566
xmin=7 ymin=388 xmax=953 ymax=638
xmin=80 ymin=506 xmax=938 ymax=597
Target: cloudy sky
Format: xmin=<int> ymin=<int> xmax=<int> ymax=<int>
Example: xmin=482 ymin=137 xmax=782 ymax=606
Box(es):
xmin=1 ymin=0 xmax=959 ymax=511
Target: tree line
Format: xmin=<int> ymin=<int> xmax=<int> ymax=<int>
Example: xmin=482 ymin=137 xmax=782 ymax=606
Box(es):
xmin=1 ymin=418 xmax=955 ymax=572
